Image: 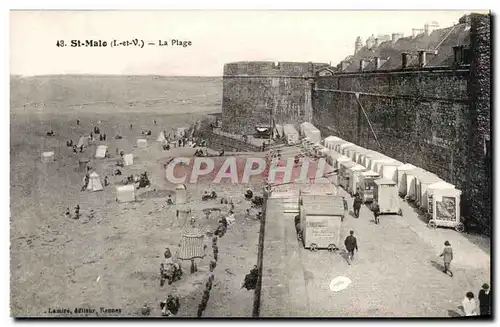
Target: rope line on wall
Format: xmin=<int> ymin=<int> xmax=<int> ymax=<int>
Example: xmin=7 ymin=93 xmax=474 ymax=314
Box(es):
xmin=314 ymin=88 xmax=468 ymax=104
xmin=355 ymin=93 xmax=382 ymax=150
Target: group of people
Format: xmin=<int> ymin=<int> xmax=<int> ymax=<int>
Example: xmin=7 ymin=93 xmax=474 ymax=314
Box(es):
xmin=344 ymin=231 xmax=491 ymax=316
xmin=197 ymin=275 xmax=215 ymax=317
xmin=201 ymin=191 xmax=218 ymax=201
xmin=65 ymin=205 xmax=81 ymax=220
xmin=344 ymin=193 xmax=380 ymax=224
xmin=159 ymin=295 xmax=180 ymax=317
xmin=462 ymin=284 xmax=492 ymax=316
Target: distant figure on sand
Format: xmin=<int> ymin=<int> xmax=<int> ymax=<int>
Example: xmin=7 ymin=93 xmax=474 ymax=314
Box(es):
xmin=353 ymin=194 xmax=362 ymax=218
xmin=65 ymin=207 xmax=71 ymax=218
xmin=74 ymin=205 xmax=80 ymax=220
xmin=141 ymin=303 xmax=150 ymax=316
xmin=104 ymin=176 xmax=109 ymax=186
xmin=166 ymin=196 xmax=173 ymax=205
xmin=77 ymin=119 xmax=80 ymax=125
xmin=130 ymin=124 xmax=133 ymax=130
xmin=81 ymin=173 xmax=90 ymax=191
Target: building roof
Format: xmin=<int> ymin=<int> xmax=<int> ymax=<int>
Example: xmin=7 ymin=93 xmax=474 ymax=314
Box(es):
xmin=340 ymin=21 xmax=470 ymax=72
xmin=301 ymin=195 xmax=344 ymax=216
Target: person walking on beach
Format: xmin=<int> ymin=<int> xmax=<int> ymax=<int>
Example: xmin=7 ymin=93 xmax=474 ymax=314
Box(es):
xmin=478 ymin=283 xmax=491 ymax=316
xmin=342 ymin=197 xmax=348 ymax=222
xmin=344 ymin=231 xmax=358 ymax=265
xmin=439 ymin=241 xmax=453 ymax=277
xmin=372 ymin=200 xmax=380 ymax=224
xmin=213 ymin=244 xmax=219 ymax=262
xmin=353 ymin=194 xmax=362 ymax=218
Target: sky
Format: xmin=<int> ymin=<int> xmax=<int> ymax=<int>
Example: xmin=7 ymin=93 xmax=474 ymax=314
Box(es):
xmin=10 ymin=10 xmax=473 ymax=76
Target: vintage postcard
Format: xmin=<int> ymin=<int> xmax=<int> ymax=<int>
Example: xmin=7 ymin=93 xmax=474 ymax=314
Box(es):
xmin=10 ymin=9 xmax=492 ymax=318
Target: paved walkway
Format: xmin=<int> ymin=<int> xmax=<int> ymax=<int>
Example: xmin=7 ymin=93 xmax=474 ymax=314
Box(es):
xmin=260 ymin=186 xmax=491 ymax=317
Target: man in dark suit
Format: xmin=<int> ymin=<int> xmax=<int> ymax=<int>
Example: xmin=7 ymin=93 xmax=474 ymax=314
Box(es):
xmin=478 ymin=283 xmax=491 ymax=316
xmin=344 ymin=231 xmax=358 ymax=265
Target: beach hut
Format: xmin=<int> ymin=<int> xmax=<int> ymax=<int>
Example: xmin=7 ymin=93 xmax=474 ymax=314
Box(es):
xmin=320 ymin=147 xmax=330 ymax=158
xmin=363 ymin=151 xmax=385 ymax=172
xmin=370 ymin=155 xmax=393 ymax=174
xmin=123 ymin=153 xmax=134 ymax=166
xmin=337 ymin=142 xmax=354 ymax=155
xmin=342 ymin=144 xmax=357 ymax=161
xmin=116 ymin=184 xmax=135 ymax=202
xmin=427 ymin=182 xmax=463 ymax=231
xmin=326 ymin=151 xmax=351 ymax=169
xmin=299 ymin=195 xmax=344 ymax=251
xmin=87 ymin=172 xmax=103 ymax=192
xmin=328 ymin=139 xmax=346 ymax=151
xmin=41 ymin=151 xmax=55 ymax=163
xmin=300 ymin=122 xmax=321 ymax=144
xmin=77 ymin=136 xmax=90 ymax=148
xmin=179 ymin=226 xmax=205 ymax=260
xmin=403 ymin=167 xmax=430 ymax=202
xmin=94 ymin=145 xmax=108 ymax=159
xmin=396 ymin=163 xmax=416 ymax=196
xmin=274 ymin=124 xmax=283 ymax=139
xmin=360 ymin=151 xmax=376 ymax=169
xmin=338 ymin=160 xmax=356 ymax=190
xmin=156 ymin=131 xmax=167 ymax=142
xmin=283 ymin=124 xmax=299 ymax=145
xmin=416 ymin=171 xmax=443 ymax=210
xmin=176 ymin=184 xmax=187 ymax=204
xmin=346 ymin=164 xmax=367 ymax=195
xmin=78 ymin=158 xmax=90 ymax=171
xmin=350 ymin=146 xmax=368 ymax=165
xmin=373 ymin=178 xmax=401 ymax=215
xmin=323 ymin=136 xmax=342 ymax=149
xmin=359 ymin=170 xmax=381 ymax=203
xmin=137 ymin=139 xmax=148 ymax=148
xmin=378 ymin=160 xmax=403 ymax=182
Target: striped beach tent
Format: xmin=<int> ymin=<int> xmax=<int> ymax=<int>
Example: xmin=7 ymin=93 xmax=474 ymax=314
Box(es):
xmin=178 ymin=227 xmax=205 ymax=260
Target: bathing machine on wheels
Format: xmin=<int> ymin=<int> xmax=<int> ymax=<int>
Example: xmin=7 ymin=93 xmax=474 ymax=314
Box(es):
xmin=298 ymin=194 xmax=345 ymax=252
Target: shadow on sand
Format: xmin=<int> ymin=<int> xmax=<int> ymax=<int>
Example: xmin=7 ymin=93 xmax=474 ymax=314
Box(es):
xmin=447 ymin=309 xmax=462 ymax=317
xmin=462 ymin=232 xmax=491 ymax=256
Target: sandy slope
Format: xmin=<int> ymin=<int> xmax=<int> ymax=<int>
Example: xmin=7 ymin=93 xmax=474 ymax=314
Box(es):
xmin=10 ymin=108 xmax=262 ymax=317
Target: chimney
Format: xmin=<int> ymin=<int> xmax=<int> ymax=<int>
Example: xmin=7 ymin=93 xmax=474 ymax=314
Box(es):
xmin=424 ymin=22 xmax=440 ymax=36
xmin=412 ymin=28 xmax=423 ymax=38
xmin=340 ymin=61 xmax=349 ymax=71
xmin=418 ymin=51 xmax=427 ymax=67
xmin=374 ymin=57 xmax=381 ymax=69
xmin=465 ymin=15 xmax=471 ymax=30
xmin=374 ymin=38 xmax=380 ymax=47
xmin=401 ymin=53 xmax=408 ymax=69
xmin=359 ymin=59 xmax=366 ymax=72
xmin=453 ymin=45 xmax=464 ymax=65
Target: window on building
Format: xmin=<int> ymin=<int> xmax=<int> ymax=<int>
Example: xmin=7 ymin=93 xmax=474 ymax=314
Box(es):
xmin=484 ymin=134 xmax=491 ymax=157
xmin=463 ymin=47 xmax=472 ymax=65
